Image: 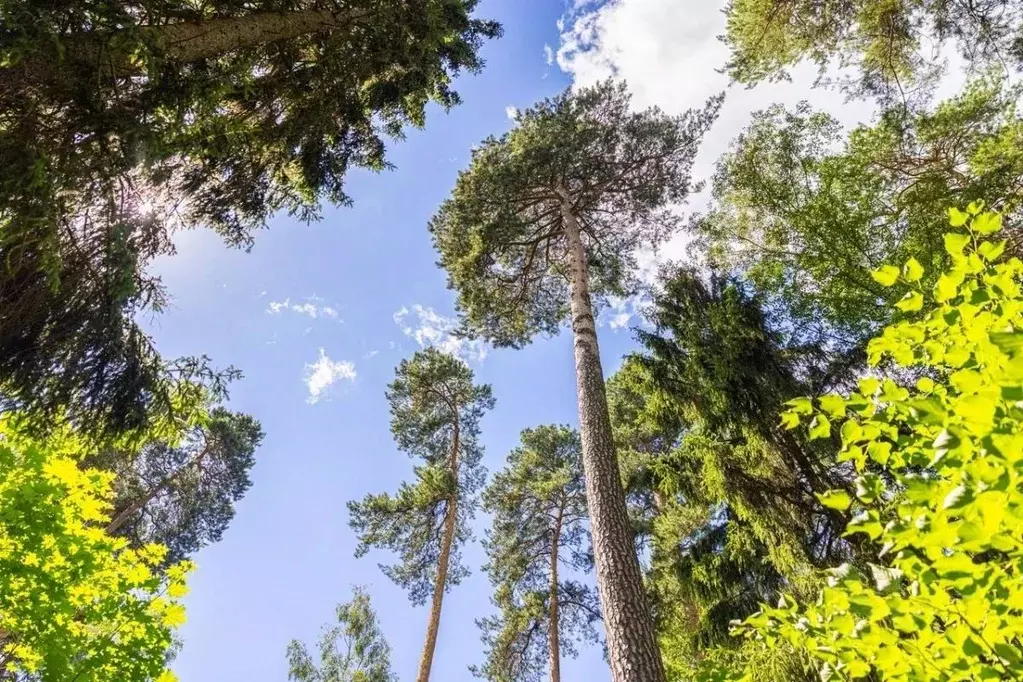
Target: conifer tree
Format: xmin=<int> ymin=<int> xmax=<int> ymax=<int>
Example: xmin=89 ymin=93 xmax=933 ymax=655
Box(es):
xmin=89 ymin=408 xmax=264 ymax=565
xmin=0 ymin=0 xmax=500 ymax=434
xmin=348 ymin=348 xmax=494 ymax=682
xmin=430 ymin=79 xmax=721 ymax=682
xmin=475 ymin=425 xmax=599 ymax=682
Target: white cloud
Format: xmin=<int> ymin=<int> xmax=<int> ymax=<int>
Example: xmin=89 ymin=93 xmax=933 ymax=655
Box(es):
xmin=543 ymin=43 xmax=555 ymax=66
xmin=304 ymin=349 xmax=356 ymax=404
xmin=267 ymin=297 xmax=340 ymax=320
xmin=393 ymin=304 xmax=487 ymax=363
xmin=505 ymin=105 xmax=519 ymax=121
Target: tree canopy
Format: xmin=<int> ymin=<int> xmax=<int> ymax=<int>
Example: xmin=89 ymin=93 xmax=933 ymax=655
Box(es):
xmin=90 ymin=408 xmax=264 ymax=565
xmin=714 ymin=206 xmax=1023 ymax=682
xmin=0 ymin=0 xmax=500 ymax=436
xmin=475 ymin=425 xmax=600 ymax=682
xmin=694 ymin=77 xmax=1023 ymax=347
xmin=724 ymin=0 xmax=1023 ymax=99
xmin=609 ymin=268 xmax=853 ymax=679
xmin=286 ymin=587 xmax=396 ymax=682
xmin=430 ymin=79 xmax=722 ymax=347
xmin=0 ymin=414 xmax=190 ymax=682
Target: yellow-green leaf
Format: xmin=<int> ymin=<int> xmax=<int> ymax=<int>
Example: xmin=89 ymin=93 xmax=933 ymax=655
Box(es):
xmin=903 ymin=257 xmax=924 ymax=282
xmin=818 ymin=489 xmax=852 ymax=511
xmin=871 ymin=265 xmax=900 ymax=287
xmin=935 ymin=274 xmax=959 ymax=302
xmin=944 ymin=232 xmax=971 ymax=258
xmin=895 ymin=291 xmax=924 ymax=312
xmin=949 ymin=207 xmax=969 ymax=227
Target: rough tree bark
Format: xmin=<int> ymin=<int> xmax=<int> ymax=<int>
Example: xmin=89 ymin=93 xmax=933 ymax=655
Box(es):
xmin=416 ymin=415 xmax=460 ymax=682
xmin=548 ymin=501 xmax=565 ymax=682
xmin=558 ymin=191 xmax=667 ymax=682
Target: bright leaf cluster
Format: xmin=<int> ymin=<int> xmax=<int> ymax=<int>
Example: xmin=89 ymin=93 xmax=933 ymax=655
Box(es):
xmin=712 ymin=204 xmax=1023 ymax=681
xmin=0 ymin=416 xmax=191 ymax=681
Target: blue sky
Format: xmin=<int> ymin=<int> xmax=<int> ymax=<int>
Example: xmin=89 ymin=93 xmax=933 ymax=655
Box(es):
xmin=154 ymin=2 xmax=625 ymax=680
xmin=149 ymin=0 xmax=905 ymax=679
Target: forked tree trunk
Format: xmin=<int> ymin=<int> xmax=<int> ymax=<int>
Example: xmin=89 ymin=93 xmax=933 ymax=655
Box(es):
xmin=416 ymin=417 xmax=460 ymax=682
xmin=559 ymin=193 xmax=667 ymax=682
xmin=548 ymin=503 xmax=565 ymax=682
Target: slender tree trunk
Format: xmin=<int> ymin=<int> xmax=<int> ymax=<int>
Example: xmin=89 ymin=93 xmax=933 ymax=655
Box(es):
xmin=548 ymin=503 xmax=565 ymax=682
xmin=558 ymin=192 xmax=667 ymax=682
xmin=416 ymin=417 xmax=460 ymax=682
xmin=106 ymin=443 xmax=212 ymax=534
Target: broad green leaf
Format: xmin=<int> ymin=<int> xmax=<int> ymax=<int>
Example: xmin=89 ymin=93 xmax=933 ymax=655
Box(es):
xmin=818 ymin=394 xmax=846 ymax=417
xmin=949 ymin=207 xmax=970 ymax=226
xmin=973 ymin=211 xmax=1002 ymax=234
xmin=945 ymin=232 xmax=971 ymax=258
xmin=903 ymin=257 xmax=924 ymax=282
xmin=786 ymin=397 xmax=814 ymax=414
xmin=895 ymin=291 xmax=924 ymax=312
xmin=871 ymin=265 xmax=900 ymax=287
xmin=809 ymin=415 xmax=831 ymax=440
xmin=818 ymin=489 xmax=852 ymax=511
xmin=935 ymin=274 xmax=959 ymax=302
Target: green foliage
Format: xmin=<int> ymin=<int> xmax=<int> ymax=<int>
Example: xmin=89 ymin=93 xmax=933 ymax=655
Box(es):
xmin=430 ymin=79 xmax=722 ymax=346
xmin=696 ymin=78 xmax=1023 ymax=345
xmin=0 ymin=415 xmax=190 ymax=681
xmin=609 ymin=269 xmax=852 ymax=679
xmin=0 ymin=0 xmax=500 ymax=435
xmin=92 ymin=408 xmax=264 ymax=565
xmin=347 ymin=348 xmax=494 ymax=605
xmin=475 ymin=425 xmax=599 ymax=681
xmin=724 ymin=0 xmax=1023 ymax=98
xmin=718 ymin=206 xmax=1023 ymax=681
xmin=286 ymin=587 xmax=396 ymax=682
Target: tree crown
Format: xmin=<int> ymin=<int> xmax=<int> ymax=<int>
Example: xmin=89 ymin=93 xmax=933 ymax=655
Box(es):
xmin=430 ymin=79 xmax=722 ymax=347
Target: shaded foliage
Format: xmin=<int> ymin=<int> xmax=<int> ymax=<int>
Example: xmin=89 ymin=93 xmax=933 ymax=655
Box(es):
xmin=88 ymin=408 xmax=264 ymax=565
xmin=695 ymin=78 xmax=1023 ymax=347
xmin=610 ymin=268 xmax=854 ymax=678
xmin=725 ymin=0 xmax=1023 ymax=99
xmin=0 ymin=0 xmax=500 ymax=435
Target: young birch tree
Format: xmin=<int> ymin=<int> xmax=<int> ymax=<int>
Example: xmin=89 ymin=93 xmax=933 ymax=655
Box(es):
xmin=430 ymin=80 xmax=722 ymax=682
xmin=475 ymin=425 xmax=599 ymax=682
xmin=348 ymin=348 xmax=494 ymax=682
xmin=286 ymin=586 xmax=396 ymax=682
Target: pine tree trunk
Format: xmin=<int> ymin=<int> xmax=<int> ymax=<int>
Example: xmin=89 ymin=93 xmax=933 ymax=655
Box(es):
xmin=559 ymin=193 xmax=666 ymax=682
xmin=106 ymin=442 xmax=213 ymax=534
xmin=416 ymin=418 xmax=460 ymax=682
xmin=548 ymin=503 xmax=564 ymax=682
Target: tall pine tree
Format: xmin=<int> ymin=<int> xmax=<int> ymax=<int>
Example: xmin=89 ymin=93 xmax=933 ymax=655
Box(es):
xmin=475 ymin=425 xmax=599 ymax=682
xmin=431 ymin=80 xmax=721 ymax=682
xmin=348 ymin=348 xmax=494 ymax=682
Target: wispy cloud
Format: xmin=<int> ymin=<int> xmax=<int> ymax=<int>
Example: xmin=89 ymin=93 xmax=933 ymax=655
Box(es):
xmin=543 ymin=43 xmax=555 ymax=65
xmin=393 ymin=305 xmax=487 ymax=363
xmin=268 ymin=298 xmax=340 ymax=320
xmin=304 ymin=349 xmax=356 ymax=404
xmin=505 ymin=105 xmax=519 ymax=121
